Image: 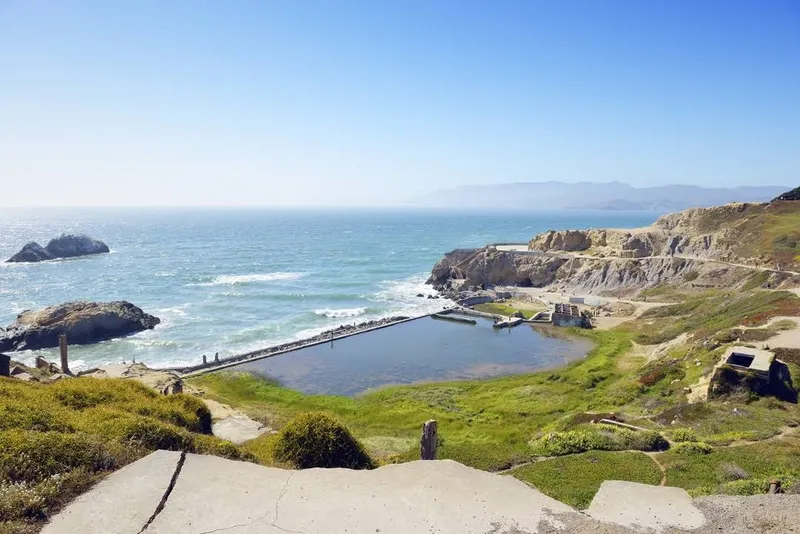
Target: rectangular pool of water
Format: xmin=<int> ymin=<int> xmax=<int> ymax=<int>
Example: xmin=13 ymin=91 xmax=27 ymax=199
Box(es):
xmin=230 ymin=315 xmax=593 ymax=396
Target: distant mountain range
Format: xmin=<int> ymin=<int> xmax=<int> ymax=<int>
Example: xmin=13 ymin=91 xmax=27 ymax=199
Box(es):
xmin=414 ymin=182 xmax=792 ymax=211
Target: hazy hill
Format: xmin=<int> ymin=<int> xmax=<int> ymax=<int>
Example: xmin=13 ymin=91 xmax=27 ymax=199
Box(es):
xmin=415 ymin=182 xmax=789 ymax=211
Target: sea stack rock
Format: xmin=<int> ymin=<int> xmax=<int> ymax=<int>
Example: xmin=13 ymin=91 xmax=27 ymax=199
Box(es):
xmin=0 ymin=301 xmax=160 ymax=352
xmin=6 ymin=242 xmax=56 ymax=263
xmin=6 ymin=234 xmax=110 ymax=263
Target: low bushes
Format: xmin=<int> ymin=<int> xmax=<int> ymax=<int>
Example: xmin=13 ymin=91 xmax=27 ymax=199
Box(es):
xmin=530 ymin=425 xmax=668 ymax=456
xmin=273 ymin=412 xmax=374 ymax=469
xmin=670 ymin=428 xmax=699 ymax=443
xmin=671 ymin=441 xmax=713 ymax=454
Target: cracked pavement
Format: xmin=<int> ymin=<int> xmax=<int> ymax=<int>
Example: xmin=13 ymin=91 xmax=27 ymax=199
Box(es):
xmin=39 ymin=451 xmax=800 ymax=534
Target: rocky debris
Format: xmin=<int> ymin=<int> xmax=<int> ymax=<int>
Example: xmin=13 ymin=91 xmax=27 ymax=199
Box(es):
xmin=6 ymin=234 xmax=110 ymax=263
xmin=0 ymin=301 xmax=160 ymax=352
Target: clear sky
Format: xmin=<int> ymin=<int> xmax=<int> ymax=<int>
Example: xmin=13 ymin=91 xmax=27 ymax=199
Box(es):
xmin=1 ymin=0 xmax=797 ymax=206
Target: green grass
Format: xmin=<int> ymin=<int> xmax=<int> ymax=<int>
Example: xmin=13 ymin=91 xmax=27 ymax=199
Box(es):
xmin=658 ymin=439 xmax=800 ymax=496
xmin=473 ymin=302 xmax=543 ymax=319
xmin=0 ymin=377 xmax=252 ymax=532
xmin=508 ymin=451 xmax=662 ymax=509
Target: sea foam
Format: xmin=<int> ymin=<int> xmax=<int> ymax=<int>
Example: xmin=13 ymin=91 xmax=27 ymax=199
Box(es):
xmin=313 ymin=307 xmax=368 ymax=319
xmin=199 ymin=272 xmax=306 ymax=286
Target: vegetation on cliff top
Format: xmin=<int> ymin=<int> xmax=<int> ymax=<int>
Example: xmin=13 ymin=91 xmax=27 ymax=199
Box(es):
xmin=0 ymin=377 xmax=252 ymax=534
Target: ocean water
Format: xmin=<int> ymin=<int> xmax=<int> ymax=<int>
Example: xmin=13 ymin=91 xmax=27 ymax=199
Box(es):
xmin=0 ymin=208 xmax=656 ymax=372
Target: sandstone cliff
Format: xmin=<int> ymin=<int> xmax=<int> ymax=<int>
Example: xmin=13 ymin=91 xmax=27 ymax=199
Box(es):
xmin=429 ymin=201 xmax=800 ymax=297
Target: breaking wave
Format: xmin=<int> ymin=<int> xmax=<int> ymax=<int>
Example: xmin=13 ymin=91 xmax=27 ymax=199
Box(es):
xmin=313 ymin=307 xmax=368 ymax=319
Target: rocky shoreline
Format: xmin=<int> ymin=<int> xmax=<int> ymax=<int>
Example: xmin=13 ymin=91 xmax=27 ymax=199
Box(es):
xmin=174 ymin=315 xmax=414 ymax=374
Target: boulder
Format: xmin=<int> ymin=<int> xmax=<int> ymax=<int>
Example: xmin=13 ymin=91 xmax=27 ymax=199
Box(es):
xmin=0 ymin=301 xmax=160 ymax=352
xmin=6 ymin=234 xmax=109 ymax=263
xmin=6 ymin=242 xmax=55 ymax=263
xmin=45 ymin=234 xmax=110 ymax=259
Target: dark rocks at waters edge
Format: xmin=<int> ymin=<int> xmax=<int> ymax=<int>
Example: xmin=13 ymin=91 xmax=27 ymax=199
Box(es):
xmin=0 ymin=301 xmax=160 ymax=352
xmin=6 ymin=234 xmax=110 ymax=263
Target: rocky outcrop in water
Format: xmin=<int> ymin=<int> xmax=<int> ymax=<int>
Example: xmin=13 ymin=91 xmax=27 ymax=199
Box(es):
xmin=0 ymin=301 xmax=160 ymax=352
xmin=6 ymin=234 xmax=110 ymax=263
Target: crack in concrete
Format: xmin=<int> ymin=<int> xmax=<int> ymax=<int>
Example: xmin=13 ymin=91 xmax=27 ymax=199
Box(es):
xmin=138 ymin=451 xmax=187 ymax=533
xmin=196 ymin=472 xmax=303 ymax=534
xmin=271 ymin=471 xmax=295 ymax=526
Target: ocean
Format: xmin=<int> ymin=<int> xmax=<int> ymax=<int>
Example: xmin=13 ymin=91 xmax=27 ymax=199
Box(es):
xmin=0 ymin=208 xmax=657 ymax=372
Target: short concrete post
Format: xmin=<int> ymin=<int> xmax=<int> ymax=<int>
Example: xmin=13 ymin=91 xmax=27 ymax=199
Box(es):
xmin=769 ymin=480 xmax=782 ymax=494
xmin=420 ymin=420 xmax=438 ymax=460
xmin=35 ymin=356 xmax=49 ymax=369
xmin=58 ymin=334 xmax=70 ymax=375
xmin=0 ymin=353 xmax=10 ymax=377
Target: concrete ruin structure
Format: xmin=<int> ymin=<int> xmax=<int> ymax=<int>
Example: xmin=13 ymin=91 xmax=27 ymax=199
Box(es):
xmin=709 ymin=346 xmax=796 ymax=402
xmin=722 ymin=346 xmax=774 ymax=379
xmin=551 ymin=303 xmax=591 ymax=328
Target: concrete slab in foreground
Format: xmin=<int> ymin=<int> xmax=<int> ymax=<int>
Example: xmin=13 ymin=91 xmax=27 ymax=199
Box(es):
xmin=586 ymin=480 xmax=706 ymax=532
xmin=41 ymin=450 xmax=182 ymax=534
xmin=50 ymin=451 xmax=800 ymax=534
xmin=146 ymin=454 xmax=576 ymax=533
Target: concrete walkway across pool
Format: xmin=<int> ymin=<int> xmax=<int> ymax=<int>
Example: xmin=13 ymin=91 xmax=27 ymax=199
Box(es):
xmin=42 ymin=451 xmax=800 ymax=534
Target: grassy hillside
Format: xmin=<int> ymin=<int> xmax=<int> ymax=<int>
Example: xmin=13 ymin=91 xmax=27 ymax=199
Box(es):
xmin=0 ymin=377 xmax=253 ymax=534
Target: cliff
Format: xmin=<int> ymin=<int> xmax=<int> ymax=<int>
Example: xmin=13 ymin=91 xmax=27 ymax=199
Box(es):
xmin=429 ymin=201 xmax=800 ymax=297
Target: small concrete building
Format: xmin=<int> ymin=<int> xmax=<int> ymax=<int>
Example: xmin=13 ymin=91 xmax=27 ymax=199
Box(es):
xmin=722 ymin=346 xmax=774 ymax=380
xmin=709 ymin=346 xmax=796 ymax=402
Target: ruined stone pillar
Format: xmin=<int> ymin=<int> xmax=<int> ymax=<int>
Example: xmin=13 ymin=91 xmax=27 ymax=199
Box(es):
xmin=420 ymin=420 xmax=438 ymax=460
xmin=58 ymin=334 xmax=70 ymax=375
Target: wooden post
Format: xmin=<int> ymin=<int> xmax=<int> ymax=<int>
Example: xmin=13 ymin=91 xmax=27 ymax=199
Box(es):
xmin=58 ymin=334 xmax=70 ymax=375
xmin=420 ymin=420 xmax=438 ymax=460
xmin=769 ymin=480 xmax=782 ymax=494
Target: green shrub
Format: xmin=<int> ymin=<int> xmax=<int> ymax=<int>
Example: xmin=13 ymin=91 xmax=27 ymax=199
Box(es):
xmin=672 ymin=441 xmax=713 ymax=454
xmin=530 ymin=426 xmax=668 ymax=457
xmin=272 ymin=412 xmax=374 ymax=469
xmin=671 ymin=428 xmax=699 ymax=443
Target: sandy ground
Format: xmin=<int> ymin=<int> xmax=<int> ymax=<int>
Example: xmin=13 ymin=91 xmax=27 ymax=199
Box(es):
xmin=498 ymin=285 xmax=665 ymax=330
xmin=759 ymin=316 xmax=800 ymax=350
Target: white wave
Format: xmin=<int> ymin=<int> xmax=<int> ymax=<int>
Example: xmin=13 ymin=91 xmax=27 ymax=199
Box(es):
xmin=157 ymin=306 xmax=189 ymax=317
xmin=197 ymin=272 xmax=306 ymax=286
xmin=313 ymin=307 xmax=367 ymax=319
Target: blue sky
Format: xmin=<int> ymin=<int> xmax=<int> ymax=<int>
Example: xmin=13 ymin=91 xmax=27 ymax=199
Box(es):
xmin=1 ymin=0 xmax=797 ymax=206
